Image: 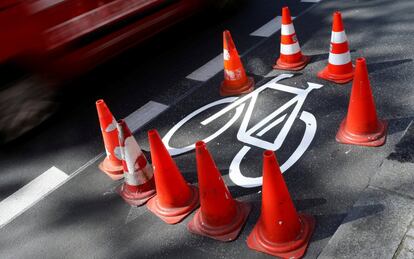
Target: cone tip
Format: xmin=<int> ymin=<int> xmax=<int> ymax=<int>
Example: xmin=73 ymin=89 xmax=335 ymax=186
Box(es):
xmin=195 ymin=141 xmax=205 ymax=148
xmin=195 ymin=141 xmax=207 ymax=155
xmin=263 ymin=150 xmax=281 ymax=168
xmin=281 ymin=6 xmax=292 ymax=24
xmin=148 ymin=129 xmax=158 ymax=137
xmin=354 ymin=57 xmax=368 ymax=77
xmin=356 ymin=57 xmax=366 ymax=64
xmin=96 ymin=99 xmax=106 ymax=110
xmin=223 ymin=30 xmax=231 ymax=41
xmin=332 ymin=10 xmax=344 ymax=32
xmin=96 ymin=99 xmax=110 ymax=118
xmin=263 ymin=150 xmax=274 ymax=157
xmin=223 ymin=30 xmax=236 ymax=51
xmin=117 ymin=119 xmax=132 ymax=139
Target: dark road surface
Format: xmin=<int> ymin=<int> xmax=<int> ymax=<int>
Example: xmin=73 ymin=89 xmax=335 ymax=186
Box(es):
xmin=1 ymin=0 xmax=414 ymax=258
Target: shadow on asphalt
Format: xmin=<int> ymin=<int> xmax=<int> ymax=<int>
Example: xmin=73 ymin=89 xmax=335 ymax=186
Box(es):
xmin=312 ymin=204 xmax=385 ymax=242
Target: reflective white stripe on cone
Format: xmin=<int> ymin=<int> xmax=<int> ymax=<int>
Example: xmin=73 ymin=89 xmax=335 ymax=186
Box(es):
xmin=331 ymin=31 xmax=347 ymax=44
xmin=280 ymin=42 xmax=301 ymax=55
xmin=328 ymin=52 xmax=351 ymax=66
xmin=117 ymin=119 xmax=155 ymax=206
xmin=281 ymin=24 xmax=295 ymax=35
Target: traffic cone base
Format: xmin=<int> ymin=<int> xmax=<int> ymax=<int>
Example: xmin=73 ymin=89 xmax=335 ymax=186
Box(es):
xmin=147 ymin=185 xmax=199 ymax=224
xmin=99 ymin=158 xmax=124 ymax=180
xmin=247 ymin=213 xmax=315 ymax=259
xmin=336 ymin=119 xmax=388 ymax=147
xmin=273 ymin=55 xmax=310 ymax=71
xmin=220 ymin=76 xmax=255 ymax=97
xmin=317 ymin=65 xmax=354 ymax=84
xmin=188 ymin=201 xmax=251 ymax=242
xmin=117 ymin=177 xmax=156 ymax=206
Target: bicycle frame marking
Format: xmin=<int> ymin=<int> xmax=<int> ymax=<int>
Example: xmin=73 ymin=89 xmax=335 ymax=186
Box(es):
xmin=163 ymin=74 xmax=323 ymax=188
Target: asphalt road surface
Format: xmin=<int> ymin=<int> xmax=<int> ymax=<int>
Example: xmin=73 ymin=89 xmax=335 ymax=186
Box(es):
xmin=1 ymin=0 xmax=414 ymax=258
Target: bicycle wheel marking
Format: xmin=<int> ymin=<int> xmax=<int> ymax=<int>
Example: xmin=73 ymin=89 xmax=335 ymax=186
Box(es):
xmin=163 ymin=97 xmax=243 ymax=156
xmin=229 ymin=111 xmax=317 ymax=188
xmin=163 ymin=74 xmax=323 ymax=188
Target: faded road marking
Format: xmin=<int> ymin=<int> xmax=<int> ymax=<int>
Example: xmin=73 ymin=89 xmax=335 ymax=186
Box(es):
xmin=250 ymin=16 xmax=282 ymax=37
xmin=186 ymin=54 xmax=223 ymax=82
xmin=125 ymin=101 xmax=169 ymax=133
xmin=0 ymin=166 xmax=68 ymax=229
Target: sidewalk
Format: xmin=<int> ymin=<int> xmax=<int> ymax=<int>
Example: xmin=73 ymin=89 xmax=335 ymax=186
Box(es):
xmin=319 ymin=120 xmax=414 ymax=258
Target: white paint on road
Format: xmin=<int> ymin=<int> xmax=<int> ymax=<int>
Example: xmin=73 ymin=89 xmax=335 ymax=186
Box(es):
xmin=186 ymin=54 xmax=223 ymax=82
xmin=250 ymin=16 xmax=282 ymax=37
xmin=125 ymin=101 xmax=169 ymax=132
xmin=0 ymin=167 xmax=68 ymax=228
xmin=250 ymin=16 xmax=296 ymax=38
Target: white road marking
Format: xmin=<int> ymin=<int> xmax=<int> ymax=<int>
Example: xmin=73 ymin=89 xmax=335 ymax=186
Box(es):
xmin=250 ymin=16 xmax=296 ymax=38
xmin=186 ymin=54 xmax=223 ymax=82
xmin=125 ymin=101 xmax=169 ymax=132
xmin=0 ymin=167 xmax=68 ymax=228
xmin=301 ymin=0 xmax=321 ymax=2
xmin=250 ymin=16 xmax=282 ymax=37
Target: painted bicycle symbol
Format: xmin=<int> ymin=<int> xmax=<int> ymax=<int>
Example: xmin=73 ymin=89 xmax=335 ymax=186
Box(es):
xmin=163 ymin=74 xmax=323 ymax=188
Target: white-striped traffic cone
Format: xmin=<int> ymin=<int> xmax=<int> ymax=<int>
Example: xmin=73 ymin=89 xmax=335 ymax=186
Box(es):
xmin=116 ymin=119 xmax=156 ymax=206
xmin=318 ymin=11 xmax=354 ymax=84
xmin=96 ymin=99 xmax=123 ymax=180
xmin=220 ymin=30 xmax=255 ymax=96
xmin=273 ymin=6 xmax=310 ymax=71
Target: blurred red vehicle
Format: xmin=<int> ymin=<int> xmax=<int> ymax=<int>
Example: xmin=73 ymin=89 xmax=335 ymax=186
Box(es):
xmin=0 ymin=0 xmax=214 ymax=78
xmin=0 ymin=0 xmax=235 ymax=143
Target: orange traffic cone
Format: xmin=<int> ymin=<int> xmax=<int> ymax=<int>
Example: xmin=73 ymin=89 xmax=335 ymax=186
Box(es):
xmin=116 ymin=120 xmax=156 ymax=206
xmin=146 ymin=129 xmax=199 ymax=224
xmin=336 ymin=57 xmax=388 ymax=146
xmin=220 ymin=30 xmax=255 ymax=97
xmin=247 ymin=150 xmax=315 ymax=258
xmin=96 ymin=99 xmax=123 ymax=180
xmin=187 ymin=141 xmax=251 ymax=242
xmin=273 ymin=6 xmax=310 ymax=71
xmin=318 ymin=11 xmax=354 ymax=84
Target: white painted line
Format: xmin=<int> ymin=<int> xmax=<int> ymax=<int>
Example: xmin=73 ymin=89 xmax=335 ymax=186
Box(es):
xmin=250 ymin=16 xmax=282 ymax=37
xmin=301 ymin=0 xmax=320 ymax=2
xmin=0 ymin=166 xmax=68 ymax=228
xmin=186 ymin=54 xmax=223 ymax=82
xmin=125 ymin=101 xmax=169 ymax=133
xmin=250 ymin=16 xmax=297 ymax=38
